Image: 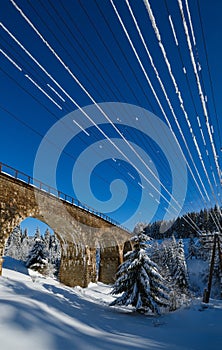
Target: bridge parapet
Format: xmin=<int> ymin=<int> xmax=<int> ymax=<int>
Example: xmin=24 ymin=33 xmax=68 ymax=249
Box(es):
xmin=0 ymin=162 xmax=129 ymax=232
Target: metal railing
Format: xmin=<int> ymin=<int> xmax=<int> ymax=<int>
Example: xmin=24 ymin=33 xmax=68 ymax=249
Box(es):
xmin=0 ymin=162 xmax=130 ymax=232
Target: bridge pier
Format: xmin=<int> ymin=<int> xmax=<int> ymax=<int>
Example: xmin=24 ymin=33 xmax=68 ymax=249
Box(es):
xmin=59 ymin=243 xmax=97 ymax=288
xmin=98 ymin=245 xmax=123 ymax=284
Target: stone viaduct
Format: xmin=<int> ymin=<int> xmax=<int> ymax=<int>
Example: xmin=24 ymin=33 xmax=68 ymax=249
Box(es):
xmin=0 ymin=164 xmax=132 ymax=287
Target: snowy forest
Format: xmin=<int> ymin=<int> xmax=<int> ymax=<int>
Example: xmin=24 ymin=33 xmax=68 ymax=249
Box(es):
xmin=144 ymin=205 xmax=222 ymax=239
xmin=4 ymin=205 xmax=222 ymax=315
xmin=110 ymin=227 xmax=222 ymax=314
xmin=5 ymin=226 xmax=61 ymax=277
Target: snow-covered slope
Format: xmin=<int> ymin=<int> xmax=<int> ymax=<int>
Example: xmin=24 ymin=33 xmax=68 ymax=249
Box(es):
xmin=0 ymin=257 xmax=222 ymax=350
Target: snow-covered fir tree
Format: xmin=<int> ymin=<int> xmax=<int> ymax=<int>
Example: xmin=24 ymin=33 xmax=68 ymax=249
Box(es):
xmin=110 ymin=229 xmax=169 ymax=314
xmin=152 ymin=236 xmax=178 ymax=287
xmin=174 ymin=239 xmax=189 ymax=292
xmin=43 ymin=228 xmax=51 ymax=251
xmin=26 ymin=238 xmax=49 ymax=273
xmin=163 ymin=236 xmax=178 ymax=278
xmin=150 ymin=241 xmax=161 ymax=266
xmin=5 ymin=225 xmax=23 ymax=260
xmin=34 ymin=227 xmax=41 ymax=241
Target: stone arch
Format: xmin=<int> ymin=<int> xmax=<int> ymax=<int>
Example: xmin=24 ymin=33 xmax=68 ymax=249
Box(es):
xmin=0 ymin=210 xmax=88 ymax=287
xmin=1 ymin=209 xmax=64 ymax=249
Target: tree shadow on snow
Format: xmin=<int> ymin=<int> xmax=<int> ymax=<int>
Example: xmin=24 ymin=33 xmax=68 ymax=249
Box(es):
xmin=3 ymin=256 xmax=29 ymax=275
xmin=0 ymin=278 xmax=167 ymax=350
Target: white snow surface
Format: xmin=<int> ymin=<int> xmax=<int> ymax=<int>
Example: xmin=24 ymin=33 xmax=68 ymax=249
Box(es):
xmin=0 ymin=257 xmax=222 ymax=350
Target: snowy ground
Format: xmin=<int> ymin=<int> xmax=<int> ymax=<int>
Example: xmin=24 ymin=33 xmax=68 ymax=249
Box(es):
xmin=0 ymin=257 xmax=222 ymax=350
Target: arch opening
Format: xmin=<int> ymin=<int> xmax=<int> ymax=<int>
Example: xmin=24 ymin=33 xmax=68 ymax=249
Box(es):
xmin=3 ymin=217 xmax=61 ymax=278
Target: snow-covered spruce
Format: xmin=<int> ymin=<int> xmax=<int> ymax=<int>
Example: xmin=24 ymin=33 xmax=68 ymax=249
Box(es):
xmin=110 ymin=230 xmax=169 ymax=314
xmin=26 ymin=238 xmax=49 ymax=274
xmin=174 ymin=239 xmax=189 ymax=292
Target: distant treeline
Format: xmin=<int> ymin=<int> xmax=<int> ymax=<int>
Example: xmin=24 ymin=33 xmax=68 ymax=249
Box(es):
xmin=144 ymin=206 xmax=221 ymax=239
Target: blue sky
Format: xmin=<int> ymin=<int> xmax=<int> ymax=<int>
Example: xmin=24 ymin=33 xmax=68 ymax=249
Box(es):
xmin=0 ymin=0 xmax=221 ymax=233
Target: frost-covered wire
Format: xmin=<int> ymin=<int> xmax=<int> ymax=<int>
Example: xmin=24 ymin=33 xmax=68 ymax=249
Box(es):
xmin=125 ymin=0 xmax=212 ymax=211
xmin=177 ymin=0 xmax=221 ymax=184
xmin=109 ymin=0 xmax=203 ymax=233
xmin=0 ymin=21 xmax=180 ymax=214
xmin=143 ymin=0 xmax=221 ymax=213
xmin=25 ymin=74 xmax=62 ymax=110
xmin=1 ymin=48 xmax=22 ymax=71
xmin=3 ymin=0 xmax=209 ymax=234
